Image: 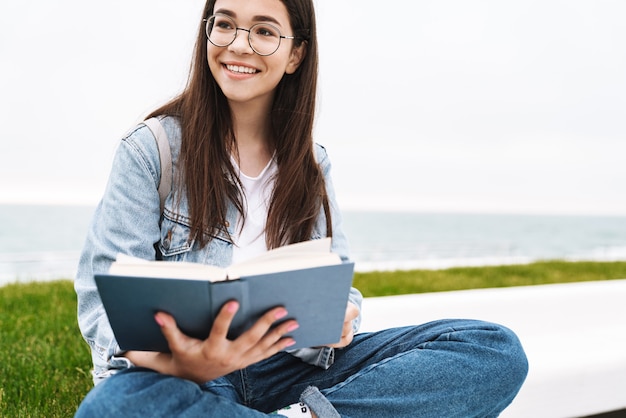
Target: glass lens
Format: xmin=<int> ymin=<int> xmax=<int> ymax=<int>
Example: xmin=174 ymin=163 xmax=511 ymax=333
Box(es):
xmin=206 ymin=15 xmax=236 ymax=47
xmin=249 ymin=23 xmax=281 ymax=56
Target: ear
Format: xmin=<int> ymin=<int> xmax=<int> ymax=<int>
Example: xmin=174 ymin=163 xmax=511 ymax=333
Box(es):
xmin=285 ymin=42 xmax=307 ymax=74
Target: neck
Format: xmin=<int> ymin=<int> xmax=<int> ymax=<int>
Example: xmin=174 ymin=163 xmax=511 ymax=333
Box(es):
xmin=229 ymin=101 xmax=273 ymax=177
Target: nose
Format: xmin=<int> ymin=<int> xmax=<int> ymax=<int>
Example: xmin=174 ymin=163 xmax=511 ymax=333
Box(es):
xmin=228 ymin=28 xmax=253 ymax=54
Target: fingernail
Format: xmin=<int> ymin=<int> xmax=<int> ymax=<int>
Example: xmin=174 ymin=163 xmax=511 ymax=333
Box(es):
xmin=287 ymin=323 xmax=299 ymax=332
xmin=227 ymin=301 xmax=239 ymax=313
xmin=275 ymin=308 xmax=288 ymax=320
xmin=154 ymin=314 xmax=164 ymax=327
xmin=285 ymin=339 xmax=296 ymax=348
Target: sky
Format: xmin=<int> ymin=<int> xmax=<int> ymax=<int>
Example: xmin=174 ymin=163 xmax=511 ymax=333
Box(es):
xmin=1 ymin=1 xmax=625 ymax=215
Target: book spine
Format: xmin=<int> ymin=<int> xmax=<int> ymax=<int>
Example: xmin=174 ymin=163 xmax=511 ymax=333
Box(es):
xmin=210 ymin=280 xmax=250 ymax=339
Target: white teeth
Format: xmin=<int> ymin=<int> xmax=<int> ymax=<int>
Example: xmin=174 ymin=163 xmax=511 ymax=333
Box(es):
xmin=226 ymin=65 xmax=257 ymax=74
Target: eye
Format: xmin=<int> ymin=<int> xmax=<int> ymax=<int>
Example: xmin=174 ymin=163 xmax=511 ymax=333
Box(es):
xmin=253 ymin=24 xmax=280 ymax=38
xmin=213 ymin=15 xmax=235 ymax=30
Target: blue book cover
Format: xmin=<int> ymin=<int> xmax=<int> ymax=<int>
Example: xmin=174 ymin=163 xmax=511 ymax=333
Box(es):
xmin=95 ymin=247 xmax=354 ymax=352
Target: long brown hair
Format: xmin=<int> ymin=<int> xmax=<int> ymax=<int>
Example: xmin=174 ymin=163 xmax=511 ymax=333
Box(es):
xmin=147 ymin=0 xmax=330 ymax=249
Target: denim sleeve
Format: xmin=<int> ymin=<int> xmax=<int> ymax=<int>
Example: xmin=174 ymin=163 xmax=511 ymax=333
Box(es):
xmin=315 ymin=143 xmax=363 ymax=329
xmin=288 ymin=145 xmax=364 ymax=369
xmin=75 ymin=124 xmax=163 ymax=384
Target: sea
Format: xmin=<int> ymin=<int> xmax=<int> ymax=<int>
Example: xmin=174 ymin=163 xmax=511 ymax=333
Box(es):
xmin=2 ymin=204 xmax=626 ymax=286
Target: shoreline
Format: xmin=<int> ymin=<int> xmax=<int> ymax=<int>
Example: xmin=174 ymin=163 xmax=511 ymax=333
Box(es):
xmin=4 ymin=254 xmax=626 ymax=288
xmin=4 ymin=206 xmax=626 ymax=285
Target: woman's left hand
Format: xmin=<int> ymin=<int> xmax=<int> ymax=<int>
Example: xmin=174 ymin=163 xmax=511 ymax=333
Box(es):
xmin=327 ymin=302 xmax=359 ymax=348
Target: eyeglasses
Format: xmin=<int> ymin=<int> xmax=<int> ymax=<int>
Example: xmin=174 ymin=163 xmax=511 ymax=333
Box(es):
xmin=205 ymin=14 xmax=297 ymax=56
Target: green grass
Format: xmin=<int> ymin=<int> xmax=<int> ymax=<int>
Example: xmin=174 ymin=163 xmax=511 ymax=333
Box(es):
xmin=0 ymin=280 xmax=92 ymax=417
xmin=2 ymin=260 xmax=626 ymax=417
xmin=353 ymin=260 xmax=626 ymax=297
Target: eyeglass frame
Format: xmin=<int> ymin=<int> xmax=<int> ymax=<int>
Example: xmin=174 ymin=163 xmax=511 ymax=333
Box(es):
xmin=204 ymin=14 xmax=299 ymax=56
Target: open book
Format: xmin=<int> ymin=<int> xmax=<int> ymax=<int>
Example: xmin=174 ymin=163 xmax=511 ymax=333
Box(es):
xmin=95 ymin=238 xmax=355 ymax=352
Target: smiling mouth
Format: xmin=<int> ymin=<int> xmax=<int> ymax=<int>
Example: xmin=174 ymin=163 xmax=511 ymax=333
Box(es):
xmin=225 ymin=64 xmax=259 ymax=74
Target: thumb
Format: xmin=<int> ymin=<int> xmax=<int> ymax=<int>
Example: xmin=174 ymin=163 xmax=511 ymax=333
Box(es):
xmin=346 ymin=303 xmax=360 ymax=322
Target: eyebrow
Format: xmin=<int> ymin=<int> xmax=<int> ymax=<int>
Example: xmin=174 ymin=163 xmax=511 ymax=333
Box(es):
xmin=214 ymin=9 xmax=282 ymax=27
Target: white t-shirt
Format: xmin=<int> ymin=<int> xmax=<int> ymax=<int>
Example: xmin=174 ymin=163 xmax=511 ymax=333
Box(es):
xmin=230 ymin=156 xmax=277 ymax=265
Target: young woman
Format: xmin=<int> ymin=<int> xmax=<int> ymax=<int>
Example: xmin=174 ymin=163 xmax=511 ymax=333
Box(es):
xmin=74 ymin=0 xmax=528 ymax=416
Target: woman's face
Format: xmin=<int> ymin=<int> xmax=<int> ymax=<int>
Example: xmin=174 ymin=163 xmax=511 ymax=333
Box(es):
xmin=207 ymin=0 xmax=305 ymax=108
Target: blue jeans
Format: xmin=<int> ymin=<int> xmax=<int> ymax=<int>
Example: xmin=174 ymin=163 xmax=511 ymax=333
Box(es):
xmin=75 ymin=319 xmax=528 ymax=417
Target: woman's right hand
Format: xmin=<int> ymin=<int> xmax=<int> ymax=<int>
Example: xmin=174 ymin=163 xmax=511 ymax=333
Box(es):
xmin=125 ymin=301 xmax=298 ymax=383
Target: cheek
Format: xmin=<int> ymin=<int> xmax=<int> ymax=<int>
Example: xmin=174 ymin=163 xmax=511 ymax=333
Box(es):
xmin=206 ymin=45 xmax=214 ymax=67
xmin=206 ymin=47 xmax=222 ymax=76
xmin=269 ymin=52 xmax=293 ymax=76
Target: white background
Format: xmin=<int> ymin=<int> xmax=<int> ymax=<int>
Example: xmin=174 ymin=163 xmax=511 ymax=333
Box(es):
xmin=1 ymin=1 xmax=625 ymax=215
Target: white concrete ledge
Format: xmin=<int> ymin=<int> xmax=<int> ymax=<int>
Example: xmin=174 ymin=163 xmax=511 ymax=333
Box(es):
xmin=359 ymin=279 xmax=626 ymax=418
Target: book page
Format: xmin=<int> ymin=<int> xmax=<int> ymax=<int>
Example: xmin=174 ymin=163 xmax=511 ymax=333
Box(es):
xmin=107 ymin=238 xmax=339 ymax=281
xmin=231 ymin=238 xmax=333 ymax=266
xmin=226 ymin=238 xmax=340 ymax=278
xmin=227 ymin=251 xmax=341 ymax=279
xmin=109 ymin=255 xmax=227 ymax=281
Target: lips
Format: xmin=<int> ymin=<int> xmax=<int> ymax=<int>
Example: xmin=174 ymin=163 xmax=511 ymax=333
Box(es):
xmin=225 ymin=64 xmax=259 ymax=74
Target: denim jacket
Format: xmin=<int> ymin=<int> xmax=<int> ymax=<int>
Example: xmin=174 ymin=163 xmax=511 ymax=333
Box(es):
xmin=75 ymin=116 xmax=363 ymax=384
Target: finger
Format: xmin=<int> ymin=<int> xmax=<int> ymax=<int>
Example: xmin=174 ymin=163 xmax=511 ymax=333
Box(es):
xmin=261 ymin=319 xmax=299 ymax=350
xmin=236 ymin=306 xmax=289 ymax=347
xmin=209 ymin=301 xmax=239 ymax=341
xmin=155 ymin=312 xmax=192 ymax=353
xmin=241 ymin=319 xmax=298 ymax=362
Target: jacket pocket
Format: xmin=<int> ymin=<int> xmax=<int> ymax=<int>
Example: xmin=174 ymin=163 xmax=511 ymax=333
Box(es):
xmin=157 ymin=210 xmax=233 ymax=266
xmin=158 ymin=214 xmax=195 ymax=260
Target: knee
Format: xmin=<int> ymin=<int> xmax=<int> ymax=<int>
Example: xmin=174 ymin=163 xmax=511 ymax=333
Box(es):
xmin=450 ymin=320 xmax=528 ymax=391
xmin=75 ymin=379 xmax=115 ymax=418
xmin=485 ymin=323 xmax=529 ymax=395
xmin=449 ymin=321 xmax=529 ymax=415
xmin=75 ymin=368 xmax=203 ymax=417
xmin=499 ymin=324 xmax=528 ymax=375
